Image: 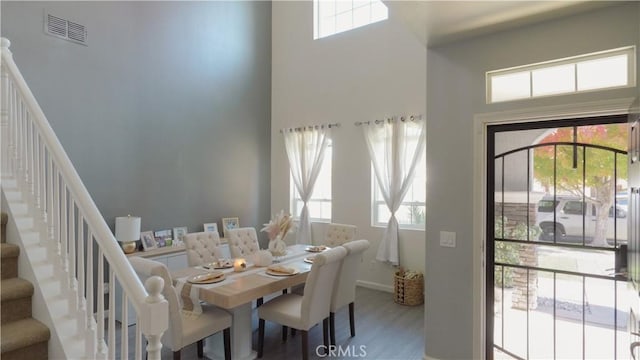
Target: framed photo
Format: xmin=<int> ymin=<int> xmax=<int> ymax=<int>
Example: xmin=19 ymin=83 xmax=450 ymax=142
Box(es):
xmin=221 ymin=217 xmax=239 ymax=238
xmin=140 ymin=231 xmax=157 ymax=251
xmin=203 ymin=222 xmax=219 ymax=235
xmin=154 ymin=229 xmax=172 ymax=247
xmin=173 ymin=226 xmax=188 ymax=243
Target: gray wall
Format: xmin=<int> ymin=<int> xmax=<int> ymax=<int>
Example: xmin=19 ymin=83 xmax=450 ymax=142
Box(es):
xmin=425 ymin=2 xmax=639 ymax=359
xmin=1 ymin=1 xmax=272 ymax=240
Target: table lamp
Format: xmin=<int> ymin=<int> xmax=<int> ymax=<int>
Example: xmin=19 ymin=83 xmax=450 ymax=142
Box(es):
xmin=115 ymin=215 xmax=141 ymax=254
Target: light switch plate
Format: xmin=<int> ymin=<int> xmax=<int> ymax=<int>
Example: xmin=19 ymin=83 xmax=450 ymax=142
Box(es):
xmin=440 ymin=231 xmax=456 ymax=248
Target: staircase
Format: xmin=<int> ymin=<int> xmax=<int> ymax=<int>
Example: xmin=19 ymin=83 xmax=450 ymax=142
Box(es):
xmin=0 ymin=212 xmax=50 ymax=359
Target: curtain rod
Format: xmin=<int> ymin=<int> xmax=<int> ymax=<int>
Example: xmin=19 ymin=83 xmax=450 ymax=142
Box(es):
xmin=279 ymin=123 xmax=340 ymax=133
xmin=354 ymin=114 xmax=422 ymax=126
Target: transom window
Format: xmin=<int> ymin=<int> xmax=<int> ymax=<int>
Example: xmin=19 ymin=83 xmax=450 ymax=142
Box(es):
xmin=290 ymin=142 xmax=332 ymax=222
xmin=314 ymin=0 xmax=388 ymax=40
xmin=487 ymin=46 xmax=636 ymax=103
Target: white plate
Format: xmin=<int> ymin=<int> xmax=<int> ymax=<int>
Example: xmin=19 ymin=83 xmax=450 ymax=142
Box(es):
xmin=203 ymin=261 xmax=233 ymax=270
xmin=188 ymin=272 xmax=225 ymax=284
xmin=305 ymin=246 xmax=328 ymax=253
xmin=303 ymin=257 xmax=315 ymax=264
xmin=266 ymin=268 xmax=299 ymax=276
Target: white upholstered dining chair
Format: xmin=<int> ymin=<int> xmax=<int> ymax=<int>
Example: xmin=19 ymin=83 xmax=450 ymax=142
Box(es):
xmin=323 ymin=223 xmax=357 ymax=247
xmin=329 ymin=239 xmax=370 ymax=345
xmin=129 ymin=257 xmax=232 ymax=360
xmin=257 ymin=246 xmax=347 ymax=360
xmin=182 ymin=231 xmax=224 ymax=267
xmin=227 ymin=227 xmax=260 ymax=258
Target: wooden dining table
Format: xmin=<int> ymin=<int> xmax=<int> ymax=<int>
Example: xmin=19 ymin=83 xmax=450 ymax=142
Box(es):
xmin=171 ymin=244 xmax=316 ymax=360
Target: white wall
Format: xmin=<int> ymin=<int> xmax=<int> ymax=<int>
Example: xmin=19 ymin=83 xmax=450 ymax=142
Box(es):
xmin=426 ymin=3 xmax=639 ymax=359
xmin=271 ymin=1 xmax=426 ymax=291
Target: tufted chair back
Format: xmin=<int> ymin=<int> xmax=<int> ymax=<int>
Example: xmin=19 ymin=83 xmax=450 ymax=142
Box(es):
xmin=183 ymin=231 xmax=224 ymax=266
xmin=227 ymin=227 xmax=260 ymax=258
xmin=323 ymin=223 xmax=357 ymax=247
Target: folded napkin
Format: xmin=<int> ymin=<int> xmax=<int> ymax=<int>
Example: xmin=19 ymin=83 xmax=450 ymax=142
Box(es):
xmin=175 ymin=280 xmax=202 ymax=318
xmin=267 ymin=265 xmax=296 ymax=275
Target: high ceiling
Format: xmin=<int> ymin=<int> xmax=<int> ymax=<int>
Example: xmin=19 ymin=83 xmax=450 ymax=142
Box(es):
xmin=384 ymin=1 xmax=620 ymax=46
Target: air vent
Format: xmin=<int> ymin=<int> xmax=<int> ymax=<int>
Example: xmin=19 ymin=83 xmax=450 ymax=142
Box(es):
xmin=45 ymin=13 xmax=87 ymax=45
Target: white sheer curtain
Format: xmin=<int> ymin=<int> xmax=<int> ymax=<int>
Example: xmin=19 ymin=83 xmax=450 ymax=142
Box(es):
xmin=362 ymin=117 xmax=426 ymax=266
xmin=283 ymin=126 xmax=332 ymax=244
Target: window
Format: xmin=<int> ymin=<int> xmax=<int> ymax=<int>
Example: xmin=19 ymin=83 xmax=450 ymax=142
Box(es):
xmin=371 ymin=141 xmax=426 ymax=230
xmin=487 ymin=46 xmax=636 ymax=103
xmin=290 ymin=142 xmax=332 ymax=222
xmin=314 ymin=0 xmax=388 ymax=40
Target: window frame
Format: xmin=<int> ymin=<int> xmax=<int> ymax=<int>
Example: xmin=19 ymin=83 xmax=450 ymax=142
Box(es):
xmin=370 ymin=152 xmax=426 ymax=231
xmin=289 ymin=141 xmax=333 ymax=223
xmin=313 ymin=0 xmax=388 ymax=40
xmin=486 ymin=46 xmax=636 ymax=104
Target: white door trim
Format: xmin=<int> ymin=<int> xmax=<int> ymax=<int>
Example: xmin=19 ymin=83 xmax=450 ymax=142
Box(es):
xmin=471 ymin=97 xmax=636 ymax=359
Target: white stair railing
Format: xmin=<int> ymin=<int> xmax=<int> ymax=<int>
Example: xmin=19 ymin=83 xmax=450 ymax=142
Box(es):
xmin=0 ymin=37 xmax=168 ymax=360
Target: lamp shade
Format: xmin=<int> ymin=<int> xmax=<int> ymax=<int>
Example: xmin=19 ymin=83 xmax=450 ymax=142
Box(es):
xmin=115 ymin=216 xmax=141 ymax=243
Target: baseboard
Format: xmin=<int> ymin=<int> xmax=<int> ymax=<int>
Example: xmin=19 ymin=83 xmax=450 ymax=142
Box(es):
xmin=423 ymin=354 xmax=441 ymax=360
xmin=356 ymin=280 xmax=393 ymax=293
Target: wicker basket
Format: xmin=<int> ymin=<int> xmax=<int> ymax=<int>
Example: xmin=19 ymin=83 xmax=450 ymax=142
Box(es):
xmin=394 ymin=270 xmax=424 ymax=306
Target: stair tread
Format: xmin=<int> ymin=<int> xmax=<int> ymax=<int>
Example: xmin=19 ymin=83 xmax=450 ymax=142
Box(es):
xmin=0 ymin=243 xmax=19 ymax=258
xmin=0 ymin=318 xmax=50 ymax=353
xmin=0 ymin=278 xmax=33 ymax=301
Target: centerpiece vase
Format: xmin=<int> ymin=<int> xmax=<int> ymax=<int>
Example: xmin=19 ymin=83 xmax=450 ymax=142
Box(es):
xmin=268 ymin=235 xmax=287 ymax=263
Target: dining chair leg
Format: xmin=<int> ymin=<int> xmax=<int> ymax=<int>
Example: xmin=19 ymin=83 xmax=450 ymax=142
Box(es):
xmin=197 ymin=339 xmax=204 ymax=358
xmin=223 ymin=328 xmax=231 ymax=360
xmin=329 ymin=312 xmax=336 ymax=346
xmin=282 ymin=288 xmax=288 ymax=294
xmin=173 ymin=350 xmax=181 ymax=360
xmin=258 ymin=319 xmax=265 ymax=358
xmin=301 ymin=330 xmax=309 ymax=360
xmin=323 ymin=318 xmax=329 ymax=351
xmin=349 ymin=302 xmax=356 ymax=337
xmin=282 ymin=325 xmax=289 ymax=342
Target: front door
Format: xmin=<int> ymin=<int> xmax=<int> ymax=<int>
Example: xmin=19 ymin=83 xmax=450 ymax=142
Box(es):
xmin=487 ymin=115 xmax=630 ymax=360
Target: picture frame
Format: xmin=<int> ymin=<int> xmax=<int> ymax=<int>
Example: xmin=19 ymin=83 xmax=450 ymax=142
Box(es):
xmin=154 ymin=229 xmax=172 ymax=247
xmin=173 ymin=226 xmax=188 ymax=243
xmin=203 ymin=222 xmax=219 ymax=235
xmin=221 ymin=217 xmax=239 ymax=238
xmin=140 ymin=231 xmax=157 ymax=251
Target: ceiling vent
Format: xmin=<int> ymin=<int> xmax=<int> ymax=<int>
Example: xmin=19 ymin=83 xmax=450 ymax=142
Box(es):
xmin=45 ymin=13 xmax=87 ymax=45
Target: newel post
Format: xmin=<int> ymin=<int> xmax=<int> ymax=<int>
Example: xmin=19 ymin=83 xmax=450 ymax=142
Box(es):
xmin=140 ymin=276 xmax=168 ymax=360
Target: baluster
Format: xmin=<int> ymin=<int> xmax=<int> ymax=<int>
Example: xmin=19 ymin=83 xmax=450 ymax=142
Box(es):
xmin=61 ymin=184 xmax=68 ymax=275
xmin=108 ymin=270 xmax=115 ymax=359
xmin=0 ymin=61 xmax=9 ymax=175
xmin=40 ymin=143 xmax=47 ymax=224
xmin=16 ymin=96 xmax=23 ymax=186
xmin=135 ymin=315 xmax=142 ymax=360
xmin=97 ymin=249 xmax=105 ymax=355
xmin=20 ymin=100 xmax=28 ymax=187
xmin=68 ymin=200 xmax=77 ymax=312
xmin=122 ymin=290 xmax=130 ymax=359
xmin=10 ymin=81 xmax=18 ymax=174
xmin=47 ymin=155 xmax=54 ymax=242
xmin=34 ymin=132 xmax=41 ymax=211
xmin=85 ymin=230 xmax=96 ymax=356
xmin=52 ymin=168 xmax=60 ymax=255
xmin=77 ymin=215 xmax=86 ymax=328
xmin=26 ymin=112 xmax=34 ymax=198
